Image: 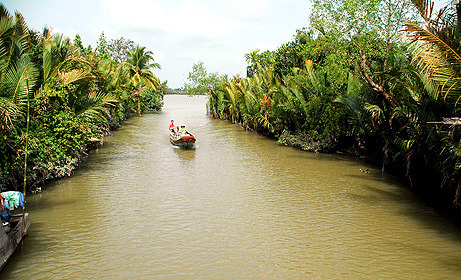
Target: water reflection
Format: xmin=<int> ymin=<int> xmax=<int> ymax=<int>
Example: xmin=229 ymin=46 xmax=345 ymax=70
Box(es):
xmin=173 ymin=145 xmax=196 ymax=162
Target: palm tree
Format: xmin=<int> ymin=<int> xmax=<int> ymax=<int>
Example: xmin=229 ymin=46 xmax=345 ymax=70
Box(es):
xmin=404 ymin=0 xmax=461 ymax=105
xmin=245 ymin=49 xmax=260 ymax=77
xmin=224 ymin=77 xmax=241 ymax=123
xmin=0 ymin=5 xmax=39 ymax=192
xmin=121 ymin=45 xmax=161 ymax=114
xmin=403 ymin=0 xmax=461 ymax=205
xmin=0 ymin=5 xmax=35 ymax=132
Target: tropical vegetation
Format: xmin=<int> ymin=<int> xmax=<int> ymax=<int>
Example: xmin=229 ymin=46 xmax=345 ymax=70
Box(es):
xmin=0 ymin=5 xmax=164 ymax=191
xmin=206 ymin=0 xmax=461 ymax=216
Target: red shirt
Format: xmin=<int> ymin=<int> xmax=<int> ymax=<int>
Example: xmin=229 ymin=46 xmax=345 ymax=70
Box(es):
xmin=169 ymin=123 xmax=175 ymax=129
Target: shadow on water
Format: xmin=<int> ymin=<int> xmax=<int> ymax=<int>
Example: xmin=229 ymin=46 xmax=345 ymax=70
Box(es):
xmin=346 ymin=181 xmax=461 ymax=272
xmin=347 ymin=182 xmax=461 ymax=239
xmin=347 ymin=166 xmax=461 ymax=223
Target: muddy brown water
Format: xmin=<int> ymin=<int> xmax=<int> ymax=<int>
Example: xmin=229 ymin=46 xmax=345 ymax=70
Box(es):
xmin=2 ymin=95 xmax=461 ymax=279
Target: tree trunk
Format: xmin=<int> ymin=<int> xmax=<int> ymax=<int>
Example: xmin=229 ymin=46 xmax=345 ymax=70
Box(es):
xmin=359 ymin=53 xmax=397 ymax=108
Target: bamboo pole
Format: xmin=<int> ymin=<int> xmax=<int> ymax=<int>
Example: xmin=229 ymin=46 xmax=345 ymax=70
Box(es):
xmin=21 ymin=73 xmax=30 ymax=238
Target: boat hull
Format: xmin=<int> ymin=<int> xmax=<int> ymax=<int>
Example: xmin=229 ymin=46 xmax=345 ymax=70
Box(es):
xmin=0 ymin=213 xmax=30 ymax=271
xmin=170 ymin=132 xmax=196 ymax=148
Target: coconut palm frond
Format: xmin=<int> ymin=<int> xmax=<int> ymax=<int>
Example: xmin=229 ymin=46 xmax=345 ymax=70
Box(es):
xmin=364 ymin=103 xmax=385 ymax=126
xmin=404 ymin=21 xmax=461 ymax=70
xmin=404 ymin=17 xmax=461 ymax=104
xmin=407 ymin=68 xmax=439 ymax=101
xmin=0 ymin=41 xmax=8 ymax=75
xmin=148 ymin=61 xmax=161 ymax=70
xmin=394 ymin=135 xmax=415 ymax=152
xmin=76 ymin=91 xmax=118 ymax=122
xmin=42 ymin=35 xmax=53 ymax=83
xmin=224 ymin=80 xmax=241 ymax=122
xmin=0 ymin=6 xmax=15 ymax=39
xmin=111 ymin=62 xmax=130 ymax=88
xmin=13 ymin=10 xmax=29 ymax=37
xmin=58 ymin=68 xmax=94 ymax=85
xmin=409 ymin=0 xmax=434 ymax=22
xmin=41 ymin=33 xmax=83 ymax=85
xmin=335 ymin=94 xmax=364 ymax=120
xmin=3 ymin=55 xmax=38 ymax=108
xmin=431 ymin=68 xmax=461 ymax=100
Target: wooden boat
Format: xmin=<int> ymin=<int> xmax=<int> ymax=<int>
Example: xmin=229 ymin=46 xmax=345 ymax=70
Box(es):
xmin=170 ymin=130 xmax=196 ymax=148
xmin=0 ymin=213 xmax=30 ymax=271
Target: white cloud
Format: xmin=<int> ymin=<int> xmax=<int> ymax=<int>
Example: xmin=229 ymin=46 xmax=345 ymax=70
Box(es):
xmin=102 ymin=0 xmax=166 ymax=27
xmin=102 ymin=0 xmax=244 ymax=38
xmin=231 ymin=0 xmax=269 ymax=19
xmin=169 ymin=0 xmax=242 ymax=36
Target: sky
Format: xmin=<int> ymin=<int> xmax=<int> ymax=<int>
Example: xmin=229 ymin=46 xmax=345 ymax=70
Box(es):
xmin=2 ymin=0 xmax=311 ymax=88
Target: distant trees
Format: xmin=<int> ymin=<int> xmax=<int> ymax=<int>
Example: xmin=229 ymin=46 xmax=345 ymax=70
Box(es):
xmin=107 ymin=37 xmax=135 ymax=63
xmin=96 ymin=31 xmax=109 ymax=58
xmin=184 ymin=61 xmax=220 ymax=95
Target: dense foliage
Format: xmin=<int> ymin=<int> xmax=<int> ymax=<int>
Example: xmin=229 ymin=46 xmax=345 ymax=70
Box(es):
xmin=207 ymin=0 xmax=461 ymax=214
xmin=0 ymin=5 xmax=163 ymax=191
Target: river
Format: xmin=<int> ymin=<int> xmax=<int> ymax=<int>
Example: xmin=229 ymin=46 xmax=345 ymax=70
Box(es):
xmin=2 ymin=95 xmax=461 ymax=279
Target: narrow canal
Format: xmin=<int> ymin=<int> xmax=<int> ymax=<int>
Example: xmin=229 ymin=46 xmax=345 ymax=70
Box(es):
xmin=2 ymin=95 xmax=461 ymax=279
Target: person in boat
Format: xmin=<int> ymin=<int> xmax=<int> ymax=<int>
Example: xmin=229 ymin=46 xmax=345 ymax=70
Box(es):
xmin=179 ymin=125 xmax=190 ymax=136
xmin=169 ymin=120 xmax=175 ymax=132
xmin=0 ymin=196 xmax=9 ymax=220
